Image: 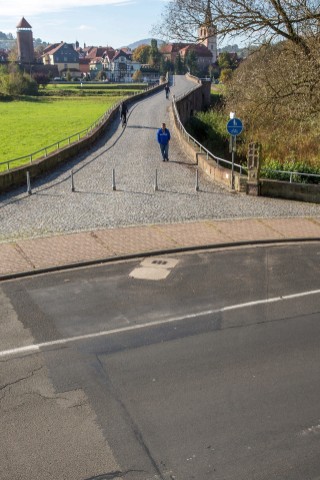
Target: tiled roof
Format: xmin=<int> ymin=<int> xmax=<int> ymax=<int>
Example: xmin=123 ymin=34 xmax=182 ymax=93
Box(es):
xmin=43 ymin=43 xmax=61 ymax=54
xmin=43 ymin=42 xmax=65 ymax=55
xmin=16 ymin=17 xmax=32 ymax=29
xmin=160 ymin=43 xmax=190 ymax=54
xmin=179 ymin=43 xmax=213 ymax=57
xmin=113 ymin=49 xmax=131 ymax=60
xmin=86 ymin=47 xmax=115 ymax=58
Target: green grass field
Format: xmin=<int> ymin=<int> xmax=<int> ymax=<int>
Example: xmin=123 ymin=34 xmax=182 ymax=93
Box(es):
xmin=0 ymin=83 xmax=145 ymax=172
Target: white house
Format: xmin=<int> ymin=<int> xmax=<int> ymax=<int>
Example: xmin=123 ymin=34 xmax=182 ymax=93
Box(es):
xmin=102 ymin=49 xmax=141 ymax=82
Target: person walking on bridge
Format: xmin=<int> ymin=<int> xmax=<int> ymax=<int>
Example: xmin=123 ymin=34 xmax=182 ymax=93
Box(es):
xmin=165 ymin=84 xmax=170 ymax=99
xmin=157 ymin=122 xmax=171 ymax=161
xmin=119 ymin=101 xmax=128 ymax=126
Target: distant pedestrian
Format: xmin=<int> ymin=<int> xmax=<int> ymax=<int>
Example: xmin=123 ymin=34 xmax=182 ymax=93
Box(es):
xmin=157 ymin=122 xmax=171 ymax=161
xmin=119 ymin=101 xmax=128 ymax=126
xmin=165 ymin=84 xmax=170 ymax=99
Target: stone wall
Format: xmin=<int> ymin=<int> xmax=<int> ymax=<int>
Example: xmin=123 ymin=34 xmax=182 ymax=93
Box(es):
xmin=173 ymin=81 xmax=247 ymax=192
xmin=175 ymin=74 xmax=211 ymax=124
xmin=260 ymin=178 xmax=320 ymax=204
xmin=173 ymin=78 xmax=320 ymax=203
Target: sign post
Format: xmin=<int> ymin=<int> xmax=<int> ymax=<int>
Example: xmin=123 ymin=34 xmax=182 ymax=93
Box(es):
xmin=226 ymin=116 xmax=243 ymax=189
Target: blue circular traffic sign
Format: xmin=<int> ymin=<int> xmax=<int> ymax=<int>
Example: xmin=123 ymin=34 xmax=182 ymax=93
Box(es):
xmin=227 ymin=118 xmax=243 ymax=136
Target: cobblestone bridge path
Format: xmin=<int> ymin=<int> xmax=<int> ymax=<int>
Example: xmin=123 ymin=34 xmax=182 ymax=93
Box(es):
xmin=1 ymin=75 xmax=320 ymax=242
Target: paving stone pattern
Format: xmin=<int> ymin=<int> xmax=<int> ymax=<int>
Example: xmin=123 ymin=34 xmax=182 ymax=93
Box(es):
xmin=1 ymin=75 xmax=320 ymax=245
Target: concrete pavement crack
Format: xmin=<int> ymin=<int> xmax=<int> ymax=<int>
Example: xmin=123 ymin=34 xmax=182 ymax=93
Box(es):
xmin=0 ymin=365 xmax=43 ymax=393
xmin=0 ymin=365 xmax=43 ymax=404
xmin=95 ymin=354 xmax=167 ymax=480
xmin=85 ymin=470 xmax=146 ymax=479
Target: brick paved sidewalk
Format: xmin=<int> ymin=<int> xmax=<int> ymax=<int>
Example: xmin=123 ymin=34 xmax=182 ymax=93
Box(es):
xmin=1 ymin=217 xmax=320 ymax=279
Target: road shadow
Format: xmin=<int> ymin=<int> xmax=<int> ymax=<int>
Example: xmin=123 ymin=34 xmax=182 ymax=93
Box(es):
xmin=127 ymin=125 xmax=158 ymax=130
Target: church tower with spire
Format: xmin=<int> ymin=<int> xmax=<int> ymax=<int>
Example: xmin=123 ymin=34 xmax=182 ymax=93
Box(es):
xmin=198 ymin=1 xmax=217 ymax=63
xmin=16 ymin=17 xmax=35 ymax=64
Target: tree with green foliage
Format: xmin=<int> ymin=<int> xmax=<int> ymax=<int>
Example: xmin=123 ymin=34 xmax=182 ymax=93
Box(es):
xmin=148 ymin=39 xmax=161 ymax=67
xmin=32 ymin=72 xmax=51 ymax=89
xmin=185 ymin=50 xmax=199 ymax=76
xmin=218 ymin=52 xmax=232 ymax=69
xmin=0 ymin=66 xmax=38 ymax=96
xmin=208 ymin=64 xmax=219 ymax=80
xmin=219 ymin=68 xmax=233 ymax=83
xmin=160 ymin=56 xmax=173 ymax=76
xmin=174 ymin=53 xmax=185 ymax=75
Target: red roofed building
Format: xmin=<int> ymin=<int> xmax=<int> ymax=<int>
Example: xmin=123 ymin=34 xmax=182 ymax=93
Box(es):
xmin=85 ymin=46 xmax=115 ymax=59
xmin=160 ymin=43 xmax=190 ymax=63
xmin=179 ymin=44 xmax=213 ymax=69
xmin=160 ymin=1 xmax=218 ymax=71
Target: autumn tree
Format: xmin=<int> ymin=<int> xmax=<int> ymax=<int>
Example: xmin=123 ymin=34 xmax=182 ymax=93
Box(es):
xmin=156 ymin=0 xmax=320 ymax=56
xmin=156 ymin=0 xmax=320 ymax=163
xmin=132 ymin=69 xmax=143 ymax=82
xmin=132 ymin=44 xmax=151 ymax=63
xmin=225 ymin=38 xmax=320 ymax=161
xmin=219 ymin=68 xmax=232 ymax=83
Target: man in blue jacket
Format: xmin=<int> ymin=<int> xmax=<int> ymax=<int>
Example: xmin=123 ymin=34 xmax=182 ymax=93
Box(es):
xmin=157 ymin=122 xmax=171 ymax=161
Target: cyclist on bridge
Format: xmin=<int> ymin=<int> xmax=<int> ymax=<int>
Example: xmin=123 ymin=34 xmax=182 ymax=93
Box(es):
xmin=119 ymin=101 xmax=128 ymax=126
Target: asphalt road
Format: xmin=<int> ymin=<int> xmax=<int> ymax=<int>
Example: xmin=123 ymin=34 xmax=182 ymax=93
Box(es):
xmin=1 ymin=243 xmax=320 ymax=480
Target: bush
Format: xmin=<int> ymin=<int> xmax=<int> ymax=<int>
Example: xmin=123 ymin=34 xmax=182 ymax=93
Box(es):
xmin=0 ymin=70 xmax=38 ymax=96
xmin=261 ymin=158 xmax=320 ymax=184
xmin=185 ymin=108 xmax=243 ymax=160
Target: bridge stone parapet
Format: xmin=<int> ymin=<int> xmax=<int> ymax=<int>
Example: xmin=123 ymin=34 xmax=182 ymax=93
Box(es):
xmin=175 ymin=74 xmax=211 ymax=124
xmin=172 ymin=76 xmax=247 ymax=192
xmin=172 ymin=76 xmax=320 ymax=203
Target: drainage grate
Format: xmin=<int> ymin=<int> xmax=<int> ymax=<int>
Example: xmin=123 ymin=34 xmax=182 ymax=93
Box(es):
xmin=152 ymin=260 xmax=168 ymax=265
xmin=129 ymin=257 xmax=179 ymax=280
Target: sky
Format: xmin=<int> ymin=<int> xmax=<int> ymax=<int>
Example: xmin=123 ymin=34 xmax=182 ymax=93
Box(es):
xmin=1 ymin=0 xmax=170 ymax=48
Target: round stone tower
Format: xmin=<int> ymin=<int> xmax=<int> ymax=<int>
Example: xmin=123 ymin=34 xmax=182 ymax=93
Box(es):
xmin=16 ymin=17 xmax=35 ymax=64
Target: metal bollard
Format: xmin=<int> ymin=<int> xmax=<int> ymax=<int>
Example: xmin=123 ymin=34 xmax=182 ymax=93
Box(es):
xmin=71 ymin=170 xmax=75 ymax=192
xmin=26 ymin=171 xmax=32 ymax=195
xmin=195 ymin=169 xmax=199 ymax=191
xmin=112 ymin=168 xmax=116 ymax=191
xmin=154 ymin=169 xmax=158 ymax=191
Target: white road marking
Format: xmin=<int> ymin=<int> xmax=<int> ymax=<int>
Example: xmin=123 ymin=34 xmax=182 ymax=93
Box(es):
xmin=1 ymin=288 xmax=320 ymax=359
